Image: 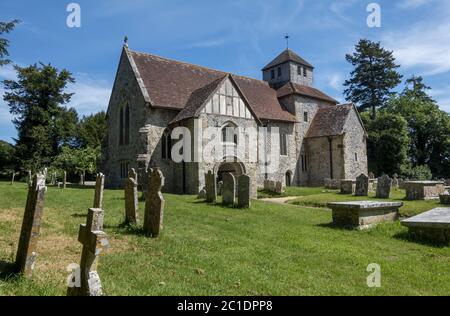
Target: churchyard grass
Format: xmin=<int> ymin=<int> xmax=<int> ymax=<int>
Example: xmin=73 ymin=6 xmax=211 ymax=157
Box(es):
xmin=0 ymin=182 xmax=449 ymax=296
xmin=287 ymin=189 xmax=440 ymax=217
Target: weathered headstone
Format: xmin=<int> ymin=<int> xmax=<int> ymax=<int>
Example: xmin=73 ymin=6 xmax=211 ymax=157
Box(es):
xmin=376 ymin=175 xmax=392 ymax=199
xmin=275 ymin=181 xmax=284 ymax=194
xmin=93 ymin=173 xmax=105 ymax=209
xmin=143 ymin=169 xmax=165 ymax=237
xmin=222 ymin=172 xmax=236 ymax=206
xmin=440 ymin=191 xmax=450 ymax=205
xmin=205 ymin=170 xmax=217 ymax=203
xmin=124 ymin=170 xmax=138 ymax=224
xmin=238 ymin=174 xmax=251 ymax=208
xmin=15 ymin=173 xmax=47 ymax=277
xmin=141 ymin=167 xmax=153 ymax=201
xmin=67 ymin=208 xmax=109 ymax=296
xmin=63 ymin=171 xmax=67 ymax=189
xmin=369 ymin=172 xmax=375 ymax=179
xmin=11 ymin=171 xmax=15 ymax=185
xmin=340 ymin=179 xmax=356 ymax=194
xmin=197 ymin=187 xmax=207 ymax=200
xmin=355 ymin=173 xmax=369 ymax=196
xmin=79 ymin=172 xmax=85 ymax=186
xmin=392 ymin=174 xmax=399 ymax=189
xmin=27 ymin=170 xmax=32 ymax=188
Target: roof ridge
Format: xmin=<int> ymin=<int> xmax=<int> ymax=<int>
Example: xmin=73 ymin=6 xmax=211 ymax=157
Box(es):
xmin=128 ymin=49 xmax=271 ymax=86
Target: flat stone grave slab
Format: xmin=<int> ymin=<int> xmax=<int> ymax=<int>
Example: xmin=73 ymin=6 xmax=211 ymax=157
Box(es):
xmin=327 ymin=201 xmax=403 ymax=229
xmin=404 ymin=181 xmax=445 ymax=200
xmin=401 ymin=208 xmax=450 ymax=245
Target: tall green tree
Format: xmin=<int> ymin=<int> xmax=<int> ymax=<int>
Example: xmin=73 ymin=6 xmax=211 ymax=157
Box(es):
xmin=0 ymin=19 xmax=19 ymax=66
xmin=3 ymin=63 xmax=75 ymax=171
xmin=77 ymin=111 xmax=107 ymax=148
xmin=0 ymin=140 xmax=15 ymax=175
xmin=361 ymin=111 xmax=410 ymax=176
xmin=344 ymin=39 xmax=402 ymax=119
xmin=386 ymin=94 xmax=450 ymax=178
xmin=402 ymin=75 xmax=434 ymax=103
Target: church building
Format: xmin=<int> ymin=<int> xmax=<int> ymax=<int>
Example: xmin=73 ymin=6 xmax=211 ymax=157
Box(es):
xmin=102 ymin=43 xmax=368 ymax=194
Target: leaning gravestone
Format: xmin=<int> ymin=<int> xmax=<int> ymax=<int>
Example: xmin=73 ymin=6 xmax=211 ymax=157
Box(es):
xmin=376 ymin=175 xmax=392 ymax=199
xmin=63 ymin=171 xmax=67 ymax=189
xmin=67 ymin=208 xmax=109 ymax=296
xmin=143 ymin=169 xmax=165 ymax=237
xmin=15 ymin=173 xmax=47 ymax=277
xmin=93 ymin=173 xmax=105 ymax=209
xmin=125 ymin=169 xmax=138 ymax=224
xmin=205 ymin=170 xmax=217 ymax=203
xmin=141 ymin=167 xmax=153 ymax=201
xmin=238 ymin=174 xmax=251 ymax=208
xmin=222 ymin=173 xmax=236 ymax=206
xmin=355 ymin=174 xmax=369 ymax=196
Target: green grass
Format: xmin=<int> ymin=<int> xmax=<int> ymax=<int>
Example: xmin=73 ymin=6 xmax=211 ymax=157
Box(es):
xmin=287 ymin=189 xmax=441 ymax=217
xmin=257 ymin=186 xmax=337 ymax=198
xmin=0 ymin=182 xmax=449 ymax=296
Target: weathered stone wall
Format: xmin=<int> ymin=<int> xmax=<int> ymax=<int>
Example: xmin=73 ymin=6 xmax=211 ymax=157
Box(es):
xmin=262 ymin=63 xmax=313 ymax=87
xmin=342 ymin=107 xmax=368 ymax=179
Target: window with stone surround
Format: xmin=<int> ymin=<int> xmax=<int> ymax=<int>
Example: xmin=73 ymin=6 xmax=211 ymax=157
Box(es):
xmin=120 ymin=161 xmax=129 ymax=179
xmin=119 ymin=104 xmax=130 ymax=146
xmin=280 ymin=133 xmax=287 ymax=156
xmin=303 ymin=67 xmax=307 ymax=77
xmin=162 ymin=129 xmax=172 ymax=160
xmin=277 ymin=67 xmax=282 ymax=77
xmin=303 ymin=112 xmax=308 ymax=122
xmin=271 ymin=69 xmax=275 ymax=79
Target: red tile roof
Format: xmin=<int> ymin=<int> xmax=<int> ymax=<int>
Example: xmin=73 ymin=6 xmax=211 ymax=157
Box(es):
xmin=277 ymin=82 xmax=338 ymax=104
xmin=305 ymin=104 xmax=353 ymax=138
xmin=128 ymin=49 xmax=297 ymax=123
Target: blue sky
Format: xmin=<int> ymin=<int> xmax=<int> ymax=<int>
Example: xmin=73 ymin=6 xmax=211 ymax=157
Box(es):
xmin=1 ymin=0 xmax=450 ymax=142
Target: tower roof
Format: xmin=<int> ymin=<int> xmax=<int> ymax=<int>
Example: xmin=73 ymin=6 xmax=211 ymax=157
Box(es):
xmin=262 ymin=49 xmax=314 ymax=71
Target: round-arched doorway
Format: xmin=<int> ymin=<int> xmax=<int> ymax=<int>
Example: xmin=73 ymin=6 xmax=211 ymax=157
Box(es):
xmin=215 ymin=158 xmax=246 ymax=183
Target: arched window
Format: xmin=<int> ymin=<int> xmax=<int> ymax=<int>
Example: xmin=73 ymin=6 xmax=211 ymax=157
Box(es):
xmin=285 ymin=171 xmax=292 ymax=187
xmin=162 ymin=129 xmax=172 ymax=159
xmin=124 ymin=104 xmax=130 ymax=145
xmin=221 ymin=122 xmax=238 ymax=145
xmin=119 ymin=107 xmax=124 ymax=145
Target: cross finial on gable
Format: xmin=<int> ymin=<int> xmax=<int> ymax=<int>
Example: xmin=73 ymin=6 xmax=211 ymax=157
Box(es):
xmin=284 ymin=33 xmax=290 ymax=49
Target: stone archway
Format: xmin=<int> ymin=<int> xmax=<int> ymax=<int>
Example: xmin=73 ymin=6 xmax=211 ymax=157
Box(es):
xmin=215 ymin=157 xmax=246 ymax=183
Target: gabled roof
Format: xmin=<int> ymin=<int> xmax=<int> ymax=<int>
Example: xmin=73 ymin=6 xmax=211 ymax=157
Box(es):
xmin=127 ymin=48 xmax=297 ymax=123
xmin=262 ymin=49 xmax=314 ymax=71
xmin=305 ymin=104 xmax=353 ymax=138
xmin=277 ymin=82 xmax=338 ymax=104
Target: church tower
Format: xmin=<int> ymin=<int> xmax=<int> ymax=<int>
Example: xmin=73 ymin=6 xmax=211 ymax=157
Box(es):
xmin=262 ymin=49 xmax=314 ymax=89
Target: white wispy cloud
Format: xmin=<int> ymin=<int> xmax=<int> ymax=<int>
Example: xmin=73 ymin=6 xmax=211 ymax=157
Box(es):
xmin=326 ymin=73 xmax=344 ymax=90
xmin=397 ymin=0 xmax=430 ymax=9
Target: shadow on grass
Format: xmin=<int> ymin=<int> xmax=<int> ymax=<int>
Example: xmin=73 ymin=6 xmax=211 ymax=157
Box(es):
xmin=315 ymin=222 xmax=356 ymax=231
xmin=106 ymin=221 xmax=159 ymax=238
xmin=393 ymin=231 xmax=447 ymax=248
xmin=71 ymin=213 xmax=87 ymax=218
xmin=0 ymin=260 xmax=19 ymax=281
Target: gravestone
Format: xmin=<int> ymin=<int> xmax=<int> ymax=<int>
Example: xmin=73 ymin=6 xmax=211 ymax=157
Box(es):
xmin=125 ymin=169 xmax=138 ymax=224
xmin=198 ymin=187 xmax=207 ymax=200
xmin=392 ymin=174 xmax=399 ymax=189
xmin=222 ymin=173 xmax=236 ymax=206
xmin=15 ymin=173 xmax=47 ymax=277
xmin=141 ymin=167 xmax=153 ymax=201
xmin=275 ymin=181 xmax=284 ymax=194
xmin=11 ymin=171 xmax=15 ymax=185
xmin=79 ymin=172 xmax=85 ymax=186
xmin=439 ymin=191 xmax=450 ymax=205
xmin=369 ymin=172 xmax=375 ymax=179
xmin=205 ymin=170 xmax=217 ymax=203
xmin=376 ymin=175 xmax=392 ymax=199
xmin=27 ymin=170 xmax=32 ymax=188
xmin=340 ymin=179 xmax=356 ymax=194
xmin=401 ymin=207 xmax=450 ymax=245
xmin=63 ymin=171 xmax=67 ymax=189
xmin=93 ymin=173 xmax=105 ymax=209
xmin=238 ymin=174 xmax=251 ymax=208
xmin=67 ymin=208 xmax=109 ymax=296
xmin=143 ymin=169 xmax=165 ymax=237
xmin=217 ymin=181 xmax=223 ymax=196
xmin=355 ymin=174 xmax=369 ymax=196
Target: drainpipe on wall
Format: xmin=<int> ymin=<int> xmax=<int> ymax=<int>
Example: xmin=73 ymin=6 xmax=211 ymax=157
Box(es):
xmin=328 ymin=137 xmax=333 ymax=179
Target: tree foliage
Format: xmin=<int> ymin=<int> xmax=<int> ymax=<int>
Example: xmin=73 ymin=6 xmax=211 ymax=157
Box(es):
xmin=361 ymin=111 xmax=410 ymax=176
xmin=0 ymin=19 xmax=19 ymax=66
xmin=3 ymin=63 xmax=76 ymax=171
xmin=0 ymin=140 xmax=15 ymax=175
xmin=344 ymin=39 xmax=402 ymax=119
xmin=53 ymin=146 xmax=100 ymax=176
xmin=77 ymin=111 xmax=107 ymax=148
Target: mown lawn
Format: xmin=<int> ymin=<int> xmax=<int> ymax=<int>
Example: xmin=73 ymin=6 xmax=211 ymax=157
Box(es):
xmin=286 ymin=189 xmax=441 ymax=217
xmin=0 ymin=182 xmax=449 ymax=296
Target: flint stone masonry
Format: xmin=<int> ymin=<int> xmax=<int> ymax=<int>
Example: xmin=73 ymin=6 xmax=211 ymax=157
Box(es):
xmin=324 ymin=178 xmax=341 ymax=190
xmin=238 ymin=174 xmax=251 ymax=208
xmin=340 ymin=179 xmax=356 ymax=194
xmin=222 ymin=173 xmax=236 ymax=206
xmin=143 ymin=169 xmax=165 ymax=237
xmin=404 ymin=181 xmax=446 ymax=200
xmin=67 ymin=208 xmax=109 ymax=296
xmin=355 ymin=174 xmax=369 ymax=196
xmin=15 ymin=173 xmax=47 ymax=277
xmin=93 ymin=173 xmax=105 ymax=209
xmin=205 ymin=171 xmax=217 ymax=203
xmin=376 ymin=175 xmax=392 ymax=199
xmin=401 ymin=208 xmax=450 ymax=245
xmin=327 ymin=201 xmax=403 ymax=229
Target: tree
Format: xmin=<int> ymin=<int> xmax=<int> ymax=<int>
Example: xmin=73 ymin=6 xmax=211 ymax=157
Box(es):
xmin=0 ymin=19 xmax=19 ymax=66
xmin=0 ymin=140 xmax=15 ymax=176
xmin=361 ymin=111 xmax=410 ymax=176
xmin=344 ymin=39 xmax=402 ymax=119
xmin=77 ymin=111 xmax=107 ymax=148
xmin=386 ymin=94 xmax=450 ymax=178
xmin=3 ymin=63 xmax=75 ymax=171
xmin=402 ymin=75 xmax=434 ymax=103
xmin=52 ymin=146 xmax=100 ymax=178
